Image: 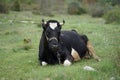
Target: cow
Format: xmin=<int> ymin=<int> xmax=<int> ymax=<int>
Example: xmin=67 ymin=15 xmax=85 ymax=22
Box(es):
xmin=38 ymin=19 xmax=101 ymax=66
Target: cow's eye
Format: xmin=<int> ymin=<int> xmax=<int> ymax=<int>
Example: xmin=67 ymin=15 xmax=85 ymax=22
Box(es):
xmin=46 ymin=31 xmax=50 ymax=36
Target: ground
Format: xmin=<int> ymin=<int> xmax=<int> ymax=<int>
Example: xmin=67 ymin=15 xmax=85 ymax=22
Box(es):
xmin=0 ymin=11 xmax=120 ymax=80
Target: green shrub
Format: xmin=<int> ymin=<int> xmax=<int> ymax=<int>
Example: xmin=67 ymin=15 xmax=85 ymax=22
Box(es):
xmin=12 ymin=0 xmax=21 ymax=11
xmin=0 ymin=3 xmax=9 ymax=13
xmin=67 ymin=2 xmax=86 ymax=15
xmin=103 ymin=7 xmax=120 ymax=24
xmin=98 ymin=0 xmax=120 ymax=6
xmin=88 ymin=3 xmax=104 ymax=17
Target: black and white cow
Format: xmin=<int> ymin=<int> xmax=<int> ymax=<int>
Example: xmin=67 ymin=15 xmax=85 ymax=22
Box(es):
xmin=38 ymin=19 xmax=100 ymax=66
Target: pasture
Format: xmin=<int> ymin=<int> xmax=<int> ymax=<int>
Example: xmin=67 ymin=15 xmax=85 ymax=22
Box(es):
xmin=0 ymin=11 xmax=120 ymax=80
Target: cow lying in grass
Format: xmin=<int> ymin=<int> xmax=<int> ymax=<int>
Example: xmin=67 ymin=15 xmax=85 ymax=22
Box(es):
xmin=38 ymin=19 xmax=101 ymax=66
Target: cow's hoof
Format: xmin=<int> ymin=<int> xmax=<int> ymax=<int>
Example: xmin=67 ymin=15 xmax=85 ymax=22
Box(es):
xmin=63 ymin=60 xmax=72 ymax=66
xmin=97 ymin=58 xmax=101 ymax=62
xmin=95 ymin=57 xmax=101 ymax=62
xmin=42 ymin=61 xmax=47 ymax=66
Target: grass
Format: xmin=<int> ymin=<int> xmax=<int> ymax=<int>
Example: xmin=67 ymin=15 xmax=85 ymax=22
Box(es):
xmin=0 ymin=11 xmax=120 ymax=80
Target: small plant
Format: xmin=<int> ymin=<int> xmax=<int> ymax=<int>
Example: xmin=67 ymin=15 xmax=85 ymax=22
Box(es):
xmin=103 ymin=7 xmax=120 ymax=24
xmin=67 ymin=2 xmax=86 ymax=15
xmin=23 ymin=38 xmax=32 ymax=50
xmin=23 ymin=44 xmax=32 ymax=50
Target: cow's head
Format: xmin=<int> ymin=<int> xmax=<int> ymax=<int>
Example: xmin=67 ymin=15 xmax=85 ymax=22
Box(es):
xmin=42 ymin=19 xmax=65 ymax=52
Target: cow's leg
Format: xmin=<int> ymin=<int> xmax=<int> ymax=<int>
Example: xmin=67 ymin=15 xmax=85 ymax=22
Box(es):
xmin=87 ymin=41 xmax=101 ymax=61
xmin=63 ymin=51 xmax=74 ymax=66
xmin=84 ymin=51 xmax=91 ymax=59
xmin=39 ymin=56 xmax=48 ymax=66
xmin=71 ymin=48 xmax=81 ymax=61
xmin=39 ymin=52 xmax=48 ymax=66
xmin=41 ymin=61 xmax=48 ymax=66
xmin=63 ymin=59 xmax=72 ymax=66
xmin=39 ymin=37 xmax=48 ymax=66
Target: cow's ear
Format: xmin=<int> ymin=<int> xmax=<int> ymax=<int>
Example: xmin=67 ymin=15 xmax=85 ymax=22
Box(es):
xmin=60 ymin=20 xmax=65 ymax=26
xmin=41 ymin=19 xmax=47 ymax=30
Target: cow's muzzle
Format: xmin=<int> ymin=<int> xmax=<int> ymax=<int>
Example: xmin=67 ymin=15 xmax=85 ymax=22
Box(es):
xmin=48 ymin=37 xmax=59 ymax=51
xmin=51 ymin=44 xmax=59 ymax=51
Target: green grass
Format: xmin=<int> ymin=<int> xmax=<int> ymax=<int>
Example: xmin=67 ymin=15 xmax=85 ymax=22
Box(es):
xmin=0 ymin=11 xmax=120 ymax=80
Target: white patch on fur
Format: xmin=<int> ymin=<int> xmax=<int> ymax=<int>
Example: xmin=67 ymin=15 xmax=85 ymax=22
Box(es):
xmin=63 ymin=59 xmax=72 ymax=66
xmin=49 ymin=23 xmax=57 ymax=30
xmin=42 ymin=61 xmax=47 ymax=66
xmin=71 ymin=48 xmax=80 ymax=61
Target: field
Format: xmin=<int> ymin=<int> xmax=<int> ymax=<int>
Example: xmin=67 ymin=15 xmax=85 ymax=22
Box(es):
xmin=0 ymin=11 xmax=120 ymax=80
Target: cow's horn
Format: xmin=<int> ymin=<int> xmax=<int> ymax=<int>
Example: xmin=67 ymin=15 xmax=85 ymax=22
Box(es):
xmin=42 ymin=19 xmax=46 ymax=24
xmin=60 ymin=20 xmax=65 ymax=25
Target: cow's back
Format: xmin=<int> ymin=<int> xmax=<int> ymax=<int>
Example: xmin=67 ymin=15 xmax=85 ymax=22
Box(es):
xmin=60 ymin=31 xmax=88 ymax=58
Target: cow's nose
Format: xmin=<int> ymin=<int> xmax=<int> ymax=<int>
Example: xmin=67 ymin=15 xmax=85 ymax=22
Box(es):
xmin=51 ymin=45 xmax=59 ymax=51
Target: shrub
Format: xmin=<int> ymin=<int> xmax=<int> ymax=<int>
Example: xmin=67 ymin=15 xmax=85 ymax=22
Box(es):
xmin=67 ymin=2 xmax=86 ymax=15
xmin=12 ymin=0 xmax=21 ymax=11
xmin=0 ymin=3 xmax=9 ymax=13
xmin=97 ymin=0 xmax=120 ymax=6
xmin=88 ymin=3 xmax=104 ymax=17
xmin=103 ymin=7 xmax=120 ymax=24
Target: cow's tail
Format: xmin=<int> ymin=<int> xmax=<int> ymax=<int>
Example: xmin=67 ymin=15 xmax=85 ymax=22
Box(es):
xmin=81 ymin=35 xmax=101 ymax=61
xmin=80 ymin=35 xmax=91 ymax=58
